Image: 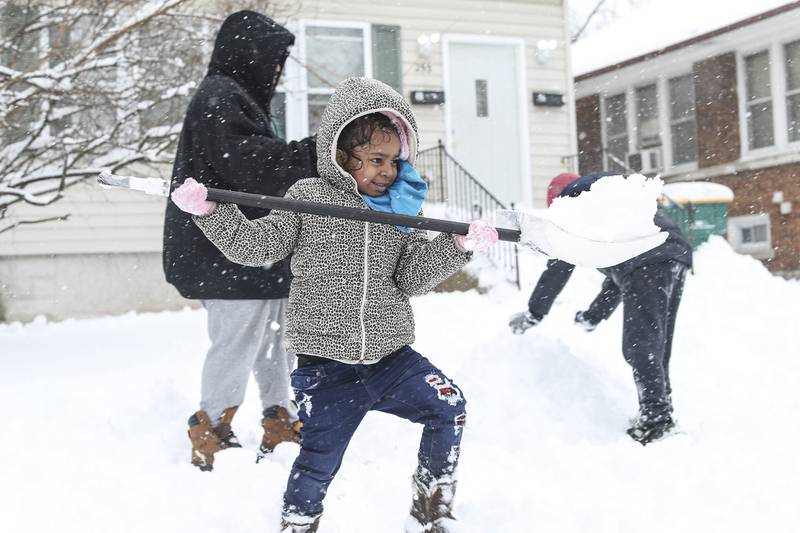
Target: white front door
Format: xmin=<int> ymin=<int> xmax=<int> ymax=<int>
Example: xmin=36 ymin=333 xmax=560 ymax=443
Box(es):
xmin=446 ymin=40 xmax=525 ymax=206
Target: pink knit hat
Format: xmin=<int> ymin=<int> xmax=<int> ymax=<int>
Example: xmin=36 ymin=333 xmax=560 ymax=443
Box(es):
xmin=380 ymin=111 xmax=410 ymax=160
xmin=546 ymin=172 xmax=580 ymax=206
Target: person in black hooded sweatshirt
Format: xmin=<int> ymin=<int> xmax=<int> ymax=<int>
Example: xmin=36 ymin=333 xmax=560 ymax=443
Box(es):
xmin=163 ymin=11 xmax=318 ymax=471
xmin=508 ymin=172 xmax=693 ymax=445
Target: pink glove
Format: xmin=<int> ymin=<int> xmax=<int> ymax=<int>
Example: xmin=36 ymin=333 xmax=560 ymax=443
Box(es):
xmin=171 ymin=178 xmax=217 ymax=216
xmin=454 ymin=220 xmax=499 ymax=252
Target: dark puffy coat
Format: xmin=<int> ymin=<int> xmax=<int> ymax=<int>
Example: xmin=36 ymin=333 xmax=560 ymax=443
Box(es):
xmin=163 ymin=11 xmax=317 ymax=299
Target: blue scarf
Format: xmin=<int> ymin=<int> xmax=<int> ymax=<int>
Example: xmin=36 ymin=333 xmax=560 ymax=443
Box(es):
xmin=360 ymin=160 xmax=428 ymax=233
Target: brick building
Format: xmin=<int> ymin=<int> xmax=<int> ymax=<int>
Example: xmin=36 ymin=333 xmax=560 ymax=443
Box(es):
xmin=572 ymin=1 xmax=800 ymax=275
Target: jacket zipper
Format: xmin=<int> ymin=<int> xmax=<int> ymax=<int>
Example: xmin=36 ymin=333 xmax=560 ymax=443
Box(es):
xmin=358 ymin=221 xmax=369 ymax=362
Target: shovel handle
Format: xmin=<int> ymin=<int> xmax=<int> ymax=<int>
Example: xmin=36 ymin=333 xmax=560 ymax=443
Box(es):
xmin=206 ymin=188 xmax=521 ymax=243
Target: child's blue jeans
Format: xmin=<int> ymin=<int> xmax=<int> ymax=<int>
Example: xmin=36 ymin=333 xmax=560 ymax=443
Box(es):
xmin=283 ymin=345 xmax=467 ymax=517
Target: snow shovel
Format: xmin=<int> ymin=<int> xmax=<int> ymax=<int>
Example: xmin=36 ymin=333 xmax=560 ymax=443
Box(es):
xmin=96 ymin=171 xmax=666 ymax=268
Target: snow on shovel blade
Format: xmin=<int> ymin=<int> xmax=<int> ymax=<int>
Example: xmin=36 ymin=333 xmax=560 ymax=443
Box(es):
xmin=499 ymin=209 xmax=668 ymax=269
xmin=97 ymin=170 xmax=168 ymax=196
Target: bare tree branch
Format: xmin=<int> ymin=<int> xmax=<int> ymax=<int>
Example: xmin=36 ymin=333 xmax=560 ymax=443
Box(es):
xmin=0 ymin=0 xmax=299 ymax=212
xmin=572 ymin=0 xmax=608 ymax=43
xmin=0 ymin=213 xmax=71 ymax=235
xmin=0 ymin=0 xmax=210 ymax=209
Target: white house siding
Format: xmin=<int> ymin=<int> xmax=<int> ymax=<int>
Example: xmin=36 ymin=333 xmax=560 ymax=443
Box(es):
xmin=289 ymin=0 xmax=576 ymax=205
xmin=0 ymin=178 xmax=192 ymax=322
xmin=0 ymin=251 xmax=191 ymax=322
xmin=1 ymin=179 xmax=166 ymax=256
xmin=0 ymin=0 xmax=574 ymax=322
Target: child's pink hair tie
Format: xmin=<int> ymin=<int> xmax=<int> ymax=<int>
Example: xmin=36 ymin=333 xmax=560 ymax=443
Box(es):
xmin=380 ymin=111 xmax=410 ymax=160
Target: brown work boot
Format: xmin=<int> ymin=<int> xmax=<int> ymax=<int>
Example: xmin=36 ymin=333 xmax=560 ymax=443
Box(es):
xmin=187 ymin=406 xmax=240 ymax=471
xmin=258 ymin=405 xmax=302 ymax=458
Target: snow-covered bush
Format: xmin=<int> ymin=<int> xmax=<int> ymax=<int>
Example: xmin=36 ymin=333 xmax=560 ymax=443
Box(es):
xmin=0 ymin=0 xmax=295 ymax=220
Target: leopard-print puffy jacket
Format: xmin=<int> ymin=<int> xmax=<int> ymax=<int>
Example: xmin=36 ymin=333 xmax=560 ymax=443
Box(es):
xmin=194 ymin=77 xmax=470 ymax=363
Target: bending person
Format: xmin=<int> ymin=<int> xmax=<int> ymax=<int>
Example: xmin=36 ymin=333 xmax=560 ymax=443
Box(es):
xmin=509 ymin=172 xmax=692 ymax=445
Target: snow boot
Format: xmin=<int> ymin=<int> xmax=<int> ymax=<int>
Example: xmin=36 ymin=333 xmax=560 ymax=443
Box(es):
xmin=187 ymin=406 xmax=240 ymax=471
xmin=280 ymin=512 xmax=321 ymax=532
xmin=627 ymin=412 xmax=675 ymax=445
xmin=405 ymin=473 xmax=458 ymax=533
xmin=257 ymin=405 xmax=302 ymax=458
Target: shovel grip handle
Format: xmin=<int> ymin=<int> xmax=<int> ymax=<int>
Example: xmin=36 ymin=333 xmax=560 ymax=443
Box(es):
xmin=207 ymin=188 xmax=521 ymax=243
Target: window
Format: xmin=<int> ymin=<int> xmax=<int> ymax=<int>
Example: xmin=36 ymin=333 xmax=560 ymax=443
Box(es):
xmin=475 ymin=79 xmax=488 ymax=117
xmin=304 ymin=25 xmax=367 ymax=133
xmin=0 ymin=4 xmax=39 ymax=71
xmin=744 ymin=50 xmax=774 ymax=150
xmin=635 ymin=84 xmax=660 ymax=148
xmin=270 ymin=92 xmax=287 ymax=140
xmin=371 ymin=25 xmax=402 ymax=93
xmin=50 ymin=15 xmax=118 ymax=137
xmin=668 ymin=74 xmax=697 ymax=164
xmin=279 ymin=22 xmax=401 ymax=139
xmin=1 ymin=3 xmax=41 ymax=144
xmin=728 ymin=213 xmax=773 ymax=259
xmin=604 ymin=93 xmax=628 ymax=172
xmin=741 ymin=224 xmax=768 ymax=243
xmin=601 ymin=74 xmax=699 ymax=173
xmin=137 ymin=21 xmax=206 ymax=135
xmin=784 ymin=40 xmax=800 ymax=142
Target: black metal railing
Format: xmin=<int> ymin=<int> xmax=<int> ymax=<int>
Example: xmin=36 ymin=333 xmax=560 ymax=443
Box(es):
xmin=417 ymin=140 xmax=520 ymax=288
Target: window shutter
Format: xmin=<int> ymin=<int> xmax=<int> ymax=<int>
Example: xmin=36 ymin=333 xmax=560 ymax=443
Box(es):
xmin=371 ymin=25 xmax=402 ymax=93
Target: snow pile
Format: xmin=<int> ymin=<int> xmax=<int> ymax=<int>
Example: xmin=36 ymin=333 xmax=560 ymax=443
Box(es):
xmin=2 ymin=238 xmax=799 ymax=532
xmin=548 ymin=173 xmax=662 ymax=241
xmin=662 ymin=181 xmax=734 ymax=204
xmin=507 ymin=174 xmax=667 ymax=268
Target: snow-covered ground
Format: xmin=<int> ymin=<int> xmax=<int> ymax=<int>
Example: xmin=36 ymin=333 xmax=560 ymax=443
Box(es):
xmin=2 ymin=237 xmax=799 ymax=533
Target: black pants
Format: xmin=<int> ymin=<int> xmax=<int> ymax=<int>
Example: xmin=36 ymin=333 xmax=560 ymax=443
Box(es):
xmin=617 ymin=261 xmax=687 ymax=419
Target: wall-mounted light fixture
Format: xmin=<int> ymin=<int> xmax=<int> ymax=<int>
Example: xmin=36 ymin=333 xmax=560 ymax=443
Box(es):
xmin=536 ymin=39 xmax=558 ymax=64
xmin=416 ymin=33 xmax=441 ymax=60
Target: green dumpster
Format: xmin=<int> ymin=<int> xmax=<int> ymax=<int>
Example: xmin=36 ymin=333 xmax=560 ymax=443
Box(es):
xmin=660 ymin=182 xmax=734 ymax=248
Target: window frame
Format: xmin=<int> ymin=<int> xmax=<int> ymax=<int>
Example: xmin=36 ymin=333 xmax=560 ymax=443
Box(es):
xmin=600 ymin=91 xmax=629 ymax=172
xmin=599 ymin=70 xmax=698 ymax=175
xmin=282 ymin=19 xmax=373 ymax=140
xmin=740 ymin=48 xmax=775 ymax=152
xmin=736 ymin=37 xmax=800 ymax=160
xmin=666 ymin=73 xmax=698 ymax=168
xmin=634 ymin=82 xmax=661 ymax=149
xmin=784 ymin=39 xmax=800 ymax=142
xmin=727 ymin=213 xmax=773 ymax=259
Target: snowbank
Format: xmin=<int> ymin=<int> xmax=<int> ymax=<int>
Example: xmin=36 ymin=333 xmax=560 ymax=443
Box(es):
xmin=2 ymin=237 xmax=799 ymax=532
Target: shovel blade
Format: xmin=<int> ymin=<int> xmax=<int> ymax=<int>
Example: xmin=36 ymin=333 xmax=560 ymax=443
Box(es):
xmin=499 ymin=210 xmax=668 ymax=269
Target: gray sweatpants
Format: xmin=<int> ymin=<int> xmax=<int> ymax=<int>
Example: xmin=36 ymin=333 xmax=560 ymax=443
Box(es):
xmin=200 ymin=299 xmax=297 ymax=424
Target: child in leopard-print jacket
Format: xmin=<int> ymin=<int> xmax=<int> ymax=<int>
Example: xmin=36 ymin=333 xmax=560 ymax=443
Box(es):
xmin=171 ymin=77 xmax=498 ymax=533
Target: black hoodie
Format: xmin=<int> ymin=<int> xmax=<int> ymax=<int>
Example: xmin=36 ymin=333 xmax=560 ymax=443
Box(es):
xmin=163 ymin=11 xmax=318 ymax=299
